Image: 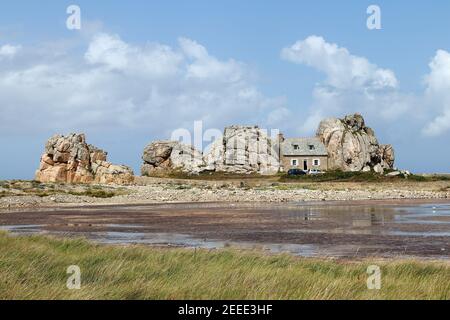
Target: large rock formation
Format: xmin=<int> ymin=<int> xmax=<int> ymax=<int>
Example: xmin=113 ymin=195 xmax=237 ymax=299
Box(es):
xmin=35 ymin=133 xmax=134 ymax=184
xmin=316 ymin=114 xmax=395 ymax=173
xmin=141 ymin=126 xmax=281 ymax=176
xmin=203 ymin=126 xmax=280 ymax=175
xmin=141 ymin=141 xmax=205 ymax=176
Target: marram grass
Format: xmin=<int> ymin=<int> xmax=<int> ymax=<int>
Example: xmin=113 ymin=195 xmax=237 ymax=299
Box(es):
xmin=0 ymin=232 xmax=448 ymax=300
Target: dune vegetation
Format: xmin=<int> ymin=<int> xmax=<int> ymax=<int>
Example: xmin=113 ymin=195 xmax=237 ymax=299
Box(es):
xmin=0 ymin=232 xmax=448 ymax=300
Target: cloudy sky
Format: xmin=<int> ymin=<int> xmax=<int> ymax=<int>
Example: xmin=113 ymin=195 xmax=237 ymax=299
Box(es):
xmin=1 ymin=0 xmax=450 ymax=179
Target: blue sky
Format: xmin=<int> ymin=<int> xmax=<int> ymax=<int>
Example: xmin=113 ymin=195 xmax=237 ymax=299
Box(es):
xmin=1 ymin=0 xmax=450 ymax=179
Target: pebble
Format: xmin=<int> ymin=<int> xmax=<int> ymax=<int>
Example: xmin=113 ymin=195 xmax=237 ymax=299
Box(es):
xmin=0 ymin=182 xmax=448 ymax=209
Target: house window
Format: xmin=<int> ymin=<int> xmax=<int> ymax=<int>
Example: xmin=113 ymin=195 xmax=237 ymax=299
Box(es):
xmin=309 ymin=144 xmax=315 ymax=150
xmin=313 ymin=159 xmax=320 ymax=166
xmin=293 ymin=144 xmax=299 ymax=150
xmin=291 ymin=159 xmax=298 ymax=166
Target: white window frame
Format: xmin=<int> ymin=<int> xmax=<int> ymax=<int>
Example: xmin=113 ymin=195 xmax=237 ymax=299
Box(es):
xmin=313 ymin=159 xmax=320 ymax=166
xmin=291 ymin=159 xmax=298 ymax=167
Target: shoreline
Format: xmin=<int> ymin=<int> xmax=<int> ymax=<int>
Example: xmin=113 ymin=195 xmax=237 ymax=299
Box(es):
xmin=2 ymin=197 xmax=450 ymax=213
xmin=1 ymin=178 xmax=450 ymax=210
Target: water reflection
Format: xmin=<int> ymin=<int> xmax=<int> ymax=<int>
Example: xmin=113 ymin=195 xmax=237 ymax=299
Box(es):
xmin=0 ymin=202 xmax=449 ymax=259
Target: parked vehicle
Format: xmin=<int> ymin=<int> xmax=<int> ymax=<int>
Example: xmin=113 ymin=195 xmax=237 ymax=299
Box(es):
xmin=287 ymin=169 xmax=307 ymax=176
xmin=308 ymin=169 xmax=324 ymax=175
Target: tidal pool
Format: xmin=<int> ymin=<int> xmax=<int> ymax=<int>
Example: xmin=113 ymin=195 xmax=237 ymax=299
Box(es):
xmin=1 ymin=200 xmax=449 ymax=259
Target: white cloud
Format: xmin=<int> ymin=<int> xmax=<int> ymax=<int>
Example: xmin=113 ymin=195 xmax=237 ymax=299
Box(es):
xmin=281 ymin=35 xmax=398 ymax=90
xmin=0 ymin=33 xmax=284 ymax=136
xmin=0 ymin=44 xmax=21 ymax=59
xmin=424 ymin=50 xmax=450 ymax=96
xmin=85 ymin=33 xmax=131 ymax=70
xmin=2 ymin=32 xmax=450 ymax=146
xmin=422 ymin=109 xmax=450 ymax=136
xmin=281 ymin=36 xmax=412 ymax=135
xmin=179 ymin=37 xmax=243 ymax=82
xmin=267 ymin=105 xmax=290 ymax=127
xmin=85 ymin=33 xmax=183 ymax=77
xmin=281 ymin=36 xmax=450 ymax=140
xmin=422 ymin=49 xmax=450 ymax=136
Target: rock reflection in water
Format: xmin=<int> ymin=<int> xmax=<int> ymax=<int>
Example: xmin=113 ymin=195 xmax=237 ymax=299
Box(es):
xmin=0 ymin=201 xmax=449 ymax=259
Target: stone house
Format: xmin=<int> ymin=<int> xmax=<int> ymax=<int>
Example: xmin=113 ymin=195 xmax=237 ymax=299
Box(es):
xmin=279 ymin=137 xmax=329 ymax=171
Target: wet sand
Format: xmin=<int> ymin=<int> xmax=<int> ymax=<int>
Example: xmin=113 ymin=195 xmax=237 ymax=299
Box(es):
xmin=0 ymin=199 xmax=449 ymax=259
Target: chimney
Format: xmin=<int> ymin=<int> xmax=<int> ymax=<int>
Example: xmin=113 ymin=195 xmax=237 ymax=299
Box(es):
xmin=277 ymin=133 xmax=285 ymax=171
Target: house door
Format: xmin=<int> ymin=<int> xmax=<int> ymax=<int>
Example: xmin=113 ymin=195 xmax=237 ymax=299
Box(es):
xmin=303 ymin=160 xmax=308 ymax=171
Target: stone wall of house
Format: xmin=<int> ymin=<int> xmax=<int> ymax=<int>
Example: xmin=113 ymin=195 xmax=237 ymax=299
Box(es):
xmin=281 ymin=155 xmax=329 ymax=171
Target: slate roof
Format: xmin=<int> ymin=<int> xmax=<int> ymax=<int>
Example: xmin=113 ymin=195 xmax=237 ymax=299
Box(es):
xmin=282 ymin=137 xmax=328 ymax=156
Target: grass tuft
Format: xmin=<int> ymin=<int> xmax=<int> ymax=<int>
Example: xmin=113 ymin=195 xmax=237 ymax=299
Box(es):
xmin=0 ymin=232 xmax=448 ymax=300
xmin=279 ymin=170 xmax=449 ymax=183
xmin=67 ymin=189 xmax=118 ymax=198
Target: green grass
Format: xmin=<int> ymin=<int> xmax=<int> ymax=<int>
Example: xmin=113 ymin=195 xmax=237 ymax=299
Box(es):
xmin=0 ymin=180 xmax=124 ymax=199
xmin=279 ymin=170 xmax=449 ymax=183
xmin=0 ymin=232 xmax=448 ymax=300
xmin=0 ymin=191 xmax=13 ymax=198
xmin=273 ymin=184 xmax=317 ymax=191
xmin=140 ymin=170 xmax=450 ymax=184
xmin=143 ymin=170 xmax=276 ymax=181
xmin=67 ymin=189 xmax=118 ymax=198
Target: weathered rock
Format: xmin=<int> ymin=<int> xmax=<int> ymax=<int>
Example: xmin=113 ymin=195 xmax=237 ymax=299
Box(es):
xmin=35 ymin=133 xmax=134 ymax=184
xmin=377 ymin=144 xmax=395 ymax=169
xmin=373 ymin=163 xmax=384 ymax=174
xmin=141 ymin=141 xmax=205 ymax=175
xmin=93 ymin=161 xmax=134 ymax=184
xmin=317 ymin=113 xmax=395 ymax=173
xmin=142 ymin=142 xmax=174 ymax=166
xmin=401 ymin=170 xmax=411 ymax=176
xmin=204 ymin=126 xmax=280 ymax=175
xmin=386 ymin=171 xmax=401 ymax=177
xmin=141 ymin=126 xmax=281 ymax=176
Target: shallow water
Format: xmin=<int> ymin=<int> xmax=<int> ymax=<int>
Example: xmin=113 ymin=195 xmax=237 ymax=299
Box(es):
xmin=0 ymin=201 xmax=449 ymax=259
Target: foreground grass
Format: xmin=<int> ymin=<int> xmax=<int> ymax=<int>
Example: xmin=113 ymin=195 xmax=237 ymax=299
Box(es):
xmin=0 ymin=232 xmax=448 ymax=300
